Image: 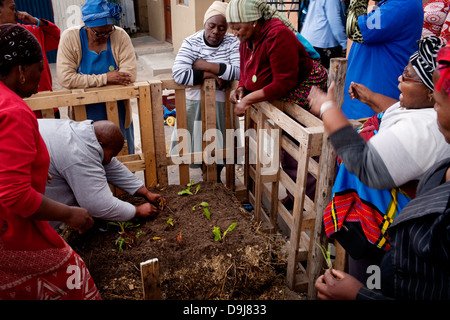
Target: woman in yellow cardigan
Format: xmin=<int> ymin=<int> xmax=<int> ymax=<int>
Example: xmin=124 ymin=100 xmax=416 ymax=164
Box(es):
xmin=56 ymin=0 xmax=137 ymax=154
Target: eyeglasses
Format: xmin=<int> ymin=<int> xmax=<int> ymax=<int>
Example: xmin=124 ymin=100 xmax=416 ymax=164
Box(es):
xmin=401 ymin=67 xmax=422 ymax=83
xmin=91 ymin=25 xmax=116 ymax=38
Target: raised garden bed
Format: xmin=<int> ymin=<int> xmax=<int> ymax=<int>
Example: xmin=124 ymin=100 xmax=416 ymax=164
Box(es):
xmin=63 ymin=182 xmax=304 ymax=300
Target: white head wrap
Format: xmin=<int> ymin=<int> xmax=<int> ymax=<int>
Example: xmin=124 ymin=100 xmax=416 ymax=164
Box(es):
xmin=204 ymin=1 xmax=228 ymax=25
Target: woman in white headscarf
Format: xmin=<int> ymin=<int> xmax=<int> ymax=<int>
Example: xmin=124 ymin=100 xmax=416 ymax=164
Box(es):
xmin=171 ymin=1 xmax=240 ymax=180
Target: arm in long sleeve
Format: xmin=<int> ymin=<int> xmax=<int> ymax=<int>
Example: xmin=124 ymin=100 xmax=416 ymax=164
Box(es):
xmin=104 ymin=158 xmax=144 ymax=195
xmin=38 ymin=19 xmax=61 ymax=52
xmin=172 ymin=38 xmax=203 ymax=86
xmin=329 ymin=125 xmax=397 ymax=189
xmin=60 ymin=160 xmax=136 ymax=222
xmin=326 ymin=0 xmax=348 ymax=48
xmin=218 ymin=37 xmax=240 ymax=81
xmin=346 ymin=0 xmax=369 ymax=43
xmin=113 ymin=28 xmax=137 ymax=83
xmin=262 ymin=27 xmax=301 ymax=100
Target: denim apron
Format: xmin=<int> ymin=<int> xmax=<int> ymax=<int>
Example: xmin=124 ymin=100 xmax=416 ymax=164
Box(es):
xmin=78 ymin=27 xmax=134 ymax=154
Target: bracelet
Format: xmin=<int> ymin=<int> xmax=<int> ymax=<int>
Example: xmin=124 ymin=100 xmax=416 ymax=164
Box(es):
xmin=34 ymin=17 xmax=40 ymax=28
xmin=319 ymin=101 xmax=335 ymax=118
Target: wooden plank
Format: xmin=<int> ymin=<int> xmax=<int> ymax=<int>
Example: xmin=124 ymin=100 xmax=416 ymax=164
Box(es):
xmin=225 ymin=84 xmax=236 ymax=190
xmin=25 ymin=85 xmax=140 ymax=110
xmin=283 ymin=102 xmax=323 ymax=128
xmin=203 ymin=79 xmax=217 ymax=182
xmin=140 ymin=258 xmax=161 ymax=300
xmin=254 ymin=112 xmax=264 ymax=222
xmin=73 ymin=105 xmax=87 ymax=121
xmin=138 ymin=83 xmax=158 ymax=187
xmin=174 ymin=88 xmax=190 ymax=185
xmin=307 ymin=57 xmax=347 ymax=299
xmin=149 ymin=80 xmax=169 ymax=185
xmin=287 ymin=135 xmax=312 ymax=289
xmin=106 ymin=101 xmax=120 ymax=128
xmin=41 ymin=108 xmax=55 ymax=119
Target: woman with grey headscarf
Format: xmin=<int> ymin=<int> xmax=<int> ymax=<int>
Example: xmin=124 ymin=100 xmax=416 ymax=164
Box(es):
xmin=308 ymin=36 xmax=450 ymax=283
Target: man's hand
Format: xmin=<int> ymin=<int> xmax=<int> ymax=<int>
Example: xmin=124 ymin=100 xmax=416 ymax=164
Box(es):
xmin=135 ymin=203 xmax=160 ymax=218
xmin=146 ymin=192 xmax=166 ymax=211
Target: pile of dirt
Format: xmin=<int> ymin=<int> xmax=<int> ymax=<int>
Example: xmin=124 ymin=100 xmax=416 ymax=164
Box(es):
xmin=63 ymin=181 xmax=305 ymax=300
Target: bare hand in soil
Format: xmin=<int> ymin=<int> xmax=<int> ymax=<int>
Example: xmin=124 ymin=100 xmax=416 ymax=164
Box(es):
xmin=315 ymin=269 xmax=364 ymax=300
xmin=65 ymin=207 xmax=94 ymax=234
xmin=135 ymin=202 xmax=160 ymax=218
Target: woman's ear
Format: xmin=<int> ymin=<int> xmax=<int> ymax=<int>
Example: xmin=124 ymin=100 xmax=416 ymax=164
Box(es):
xmin=429 ymin=90 xmax=435 ymax=103
xmin=18 ymin=65 xmax=26 ymax=84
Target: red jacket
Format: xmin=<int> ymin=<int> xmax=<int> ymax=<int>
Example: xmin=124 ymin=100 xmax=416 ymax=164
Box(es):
xmin=238 ymin=18 xmax=313 ymax=101
xmin=0 ymin=81 xmax=66 ymax=251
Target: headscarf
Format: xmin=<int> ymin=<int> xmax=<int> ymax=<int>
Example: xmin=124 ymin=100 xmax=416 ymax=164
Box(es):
xmin=226 ymin=0 xmax=297 ymax=33
xmin=82 ymin=0 xmax=122 ymax=28
xmin=0 ymin=24 xmax=43 ymax=77
xmin=204 ymin=1 xmax=228 ymax=25
xmin=435 ymin=43 xmax=450 ymax=96
xmin=409 ymin=36 xmax=443 ymax=91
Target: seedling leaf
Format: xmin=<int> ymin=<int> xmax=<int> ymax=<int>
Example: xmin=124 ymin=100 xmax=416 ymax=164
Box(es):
xmin=178 ymin=189 xmax=193 ymax=196
xmin=167 ymin=218 xmax=174 ymax=227
xmin=223 ymin=222 xmax=237 ymax=239
xmin=213 ymin=226 xmax=222 ymax=241
xmin=203 ymin=208 xmax=211 ymax=220
xmin=200 ymin=202 xmax=209 ymax=207
xmin=195 ymin=184 xmax=201 ymax=195
xmin=315 ymin=241 xmax=333 ymax=269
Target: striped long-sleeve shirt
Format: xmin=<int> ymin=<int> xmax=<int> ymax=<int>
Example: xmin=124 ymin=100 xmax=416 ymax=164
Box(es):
xmin=357 ymin=158 xmax=450 ymax=300
xmin=172 ymin=30 xmax=240 ymax=101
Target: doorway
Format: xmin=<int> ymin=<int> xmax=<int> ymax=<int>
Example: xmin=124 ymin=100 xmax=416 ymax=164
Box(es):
xmin=164 ymin=0 xmax=172 ymax=43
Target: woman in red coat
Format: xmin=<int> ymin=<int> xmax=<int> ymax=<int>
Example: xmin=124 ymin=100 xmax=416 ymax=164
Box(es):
xmin=226 ymin=0 xmax=328 ymax=208
xmin=0 ymin=24 xmax=101 ymax=300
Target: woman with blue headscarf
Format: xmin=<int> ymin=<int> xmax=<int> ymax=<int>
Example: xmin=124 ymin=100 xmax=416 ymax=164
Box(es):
xmin=56 ymin=0 xmax=137 ymax=154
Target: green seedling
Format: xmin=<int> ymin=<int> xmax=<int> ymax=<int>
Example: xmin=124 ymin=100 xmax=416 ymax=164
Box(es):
xmin=167 ymin=218 xmax=174 ymax=227
xmin=178 ymin=179 xmax=200 ymax=196
xmin=108 ymin=221 xmax=141 ymax=252
xmin=315 ymin=241 xmax=333 ymax=270
xmin=193 ymin=202 xmax=210 ymax=219
xmin=212 ymin=226 xmax=222 ymax=242
xmin=212 ymin=222 xmax=237 ymax=242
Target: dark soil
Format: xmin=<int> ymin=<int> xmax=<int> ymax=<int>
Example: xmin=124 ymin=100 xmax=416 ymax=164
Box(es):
xmin=63 ymin=181 xmax=305 ymax=300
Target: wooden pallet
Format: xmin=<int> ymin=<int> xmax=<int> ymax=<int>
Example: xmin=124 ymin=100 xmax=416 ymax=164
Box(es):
xmin=241 ymin=58 xmax=349 ymax=299
xmin=24 ymin=60 xmax=350 ymax=299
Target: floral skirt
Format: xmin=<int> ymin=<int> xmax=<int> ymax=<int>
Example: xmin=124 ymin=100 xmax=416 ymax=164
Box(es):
xmin=282 ymin=60 xmax=328 ymax=110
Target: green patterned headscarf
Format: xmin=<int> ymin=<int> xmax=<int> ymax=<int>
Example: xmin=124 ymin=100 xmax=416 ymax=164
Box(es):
xmin=226 ymin=0 xmax=297 ymax=33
